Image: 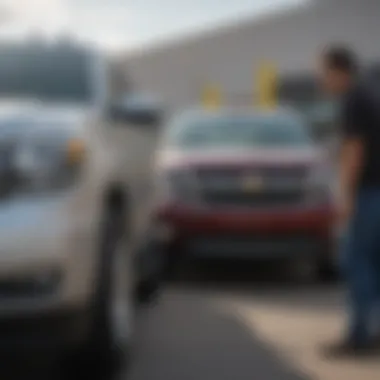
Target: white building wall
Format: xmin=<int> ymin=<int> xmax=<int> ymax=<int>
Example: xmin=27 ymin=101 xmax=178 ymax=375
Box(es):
xmin=125 ymin=0 xmax=380 ymax=113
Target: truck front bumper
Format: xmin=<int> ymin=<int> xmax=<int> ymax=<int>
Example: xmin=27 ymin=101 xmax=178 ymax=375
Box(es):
xmin=154 ymin=204 xmax=334 ymax=260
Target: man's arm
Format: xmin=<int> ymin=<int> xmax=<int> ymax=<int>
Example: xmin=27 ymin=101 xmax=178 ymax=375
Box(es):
xmin=339 ymin=137 xmax=364 ymax=220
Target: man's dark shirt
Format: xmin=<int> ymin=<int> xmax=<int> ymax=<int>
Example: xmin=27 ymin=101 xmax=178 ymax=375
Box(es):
xmin=340 ymin=81 xmax=380 ymax=189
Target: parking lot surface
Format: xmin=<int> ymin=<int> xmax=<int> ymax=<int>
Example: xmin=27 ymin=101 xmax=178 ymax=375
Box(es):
xmin=127 ymin=270 xmax=379 ymax=380
xmin=3 ymin=264 xmax=380 ymax=380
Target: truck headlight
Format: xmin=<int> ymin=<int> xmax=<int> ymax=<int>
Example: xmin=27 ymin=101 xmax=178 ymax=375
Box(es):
xmin=304 ymin=163 xmax=332 ymax=204
xmin=155 ymin=169 xmax=199 ymax=204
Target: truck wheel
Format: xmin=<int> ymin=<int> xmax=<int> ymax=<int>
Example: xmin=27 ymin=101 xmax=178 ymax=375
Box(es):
xmin=163 ymin=252 xmax=181 ymax=281
xmin=135 ymin=279 xmax=160 ymax=304
xmin=65 ymin=203 xmax=135 ymax=373
xmin=133 ymin=234 xmax=164 ymax=305
xmin=162 ymin=242 xmax=185 ymax=281
xmin=292 ymin=256 xmax=336 ymax=284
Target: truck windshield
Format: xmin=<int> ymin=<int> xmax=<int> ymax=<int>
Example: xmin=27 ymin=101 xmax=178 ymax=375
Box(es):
xmin=168 ymin=114 xmax=312 ymax=149
xmin=0 ymin=43 xmax=93 ymax=103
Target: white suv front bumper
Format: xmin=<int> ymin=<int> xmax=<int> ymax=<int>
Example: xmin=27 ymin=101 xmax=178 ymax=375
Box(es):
xmin=0 ymin=195 xmax=98 ymax=318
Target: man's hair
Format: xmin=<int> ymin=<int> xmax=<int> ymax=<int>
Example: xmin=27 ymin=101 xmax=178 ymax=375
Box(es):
xmin=323 ymin=44 xmax=359 ymax=74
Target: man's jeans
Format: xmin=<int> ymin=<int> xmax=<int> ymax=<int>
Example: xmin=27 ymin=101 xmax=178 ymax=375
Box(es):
xmin=340 ymin=188 xmax=380 ymax=344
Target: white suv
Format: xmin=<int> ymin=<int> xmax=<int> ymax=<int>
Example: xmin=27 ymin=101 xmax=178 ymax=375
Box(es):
xmin=0 ymin=41 xmax=161 ymax=367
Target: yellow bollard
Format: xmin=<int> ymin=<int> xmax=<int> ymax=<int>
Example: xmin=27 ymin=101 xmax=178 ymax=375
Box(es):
xmin=202 ymin=84 xmax=222 ymax=110
xmin=256 ymin=62 xmax=278 ymax=109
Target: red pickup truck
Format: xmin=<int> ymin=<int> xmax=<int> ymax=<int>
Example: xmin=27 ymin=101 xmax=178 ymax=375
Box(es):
xmin=152 ymin=109 xmax=335 ymax=281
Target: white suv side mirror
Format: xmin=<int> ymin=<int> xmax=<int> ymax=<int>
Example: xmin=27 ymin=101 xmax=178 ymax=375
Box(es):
xmin=108 ymin=93 xmax=163 ymax=127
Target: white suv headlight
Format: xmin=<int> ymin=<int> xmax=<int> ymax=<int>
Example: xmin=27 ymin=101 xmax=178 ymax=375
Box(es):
xmin=8 ymin=130 xmax=85 ymax=196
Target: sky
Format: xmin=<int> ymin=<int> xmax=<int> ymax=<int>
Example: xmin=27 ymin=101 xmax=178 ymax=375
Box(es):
xmin=0 ymin=0 xmax=307 ymax=51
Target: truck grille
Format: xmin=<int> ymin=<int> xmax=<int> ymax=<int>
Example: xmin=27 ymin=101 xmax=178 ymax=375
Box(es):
xmin=202 ymin=190 xmax=303 ymax=207
xmin=196 ymin=166 xmax=308 ymax=208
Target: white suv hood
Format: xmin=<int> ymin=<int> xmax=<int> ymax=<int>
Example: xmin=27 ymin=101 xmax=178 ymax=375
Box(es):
xmin=0 ymin=99 xmax=91 ymax=135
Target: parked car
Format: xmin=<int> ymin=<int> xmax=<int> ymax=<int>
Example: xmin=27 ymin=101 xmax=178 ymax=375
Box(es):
xmin=152 ymin=108 xmax=335 ymax=281
xmin=0 ymin=41 xmax=162 ymax=369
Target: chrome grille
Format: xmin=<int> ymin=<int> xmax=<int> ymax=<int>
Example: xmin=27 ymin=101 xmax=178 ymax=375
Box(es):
xmin=202 ymin=190 xmax=303 ymax=207
xmin=196 ymin=166 xmax=308 ymax=208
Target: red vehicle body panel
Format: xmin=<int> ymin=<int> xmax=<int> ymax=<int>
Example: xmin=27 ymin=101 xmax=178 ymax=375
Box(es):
xmin=154 ymin=143 xmax=335 ymax=259
xmin=156 ymin=204 xmax=334 ymax=242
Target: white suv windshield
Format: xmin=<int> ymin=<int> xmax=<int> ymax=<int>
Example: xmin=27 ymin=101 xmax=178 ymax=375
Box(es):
xmin=167 ymin=114 xmax=312 ymax=148
xmin=0 ymin=43 xmax=93 ymax=103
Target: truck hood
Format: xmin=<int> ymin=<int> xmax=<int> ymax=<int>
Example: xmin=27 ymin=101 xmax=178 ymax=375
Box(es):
xmin=158 ymin=146 xmax=326 ymax=170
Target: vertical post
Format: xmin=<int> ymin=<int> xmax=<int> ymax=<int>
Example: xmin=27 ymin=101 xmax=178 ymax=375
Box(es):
xmin=202 ymin=84 xmax=222 ymax=110
xmin=257 ymin=62 xmax=278 ymax=109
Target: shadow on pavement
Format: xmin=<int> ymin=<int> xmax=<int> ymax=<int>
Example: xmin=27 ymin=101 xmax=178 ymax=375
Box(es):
xmin=168 ymin=260 xmax=342 ymax=312
xmin=170 ymin=260 xmax=339 ymax=285
xmin=127 ymin=292 xmax=312 ymax=380
xmin=0 ymin=352 xmax=129 ymax=380
xmin=0 ymin=262 xmax=339 ymax=380
xmin=0 ymin=297 xmax=313 ymax=380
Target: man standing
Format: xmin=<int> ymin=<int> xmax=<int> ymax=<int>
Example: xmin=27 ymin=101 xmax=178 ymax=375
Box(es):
xmin=320 ymin=45 xmax=380 ymax=357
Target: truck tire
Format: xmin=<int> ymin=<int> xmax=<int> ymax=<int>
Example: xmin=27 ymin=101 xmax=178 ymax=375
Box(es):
xmin=292 ymin=256 xmax=337 ymax=284
xmin=65 ymin=201 xmax=135 ymax=374
xmin=133 ymin=235 xmax=164 ymax=304
xmin=317 ymin=257 xmax=337 ymax=283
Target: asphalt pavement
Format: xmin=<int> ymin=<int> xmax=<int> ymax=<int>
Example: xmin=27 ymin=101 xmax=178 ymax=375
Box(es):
xmin=2 ymin=263 xmax=380 ymax=380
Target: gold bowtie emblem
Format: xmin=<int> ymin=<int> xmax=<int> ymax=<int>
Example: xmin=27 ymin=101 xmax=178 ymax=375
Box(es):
xmin=242 ymin=176 xmax=264 ymax=191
